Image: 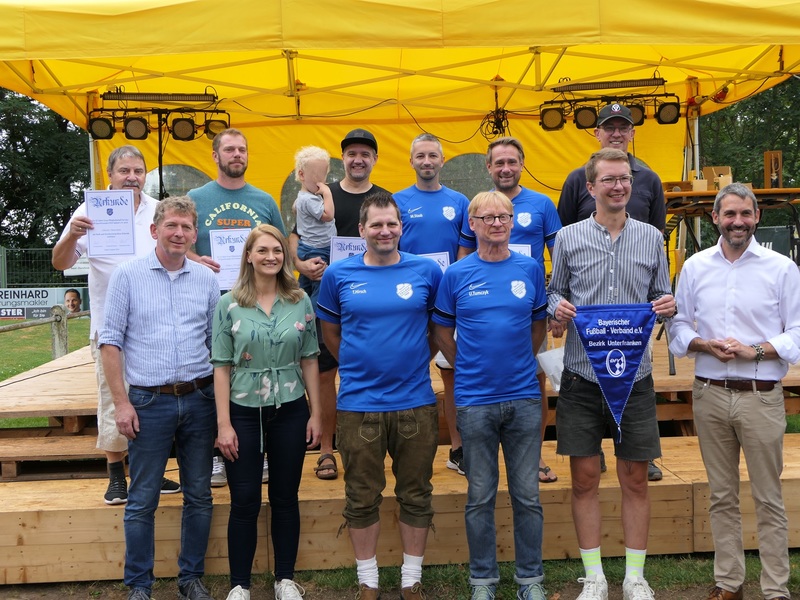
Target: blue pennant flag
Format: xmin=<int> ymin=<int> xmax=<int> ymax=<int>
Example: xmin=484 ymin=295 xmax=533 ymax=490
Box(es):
xmin=572 ymin=303 xmax=656 ymax=441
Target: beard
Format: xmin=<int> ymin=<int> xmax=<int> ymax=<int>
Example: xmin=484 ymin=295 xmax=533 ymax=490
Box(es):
xmin=220 ymin=160 xmax=247 ymax=179
xmin=719 ymin=224 xmax=756 ymax=249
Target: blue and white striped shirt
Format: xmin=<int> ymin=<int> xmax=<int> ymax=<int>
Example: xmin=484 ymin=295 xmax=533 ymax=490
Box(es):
xmin=99 ymin=251 xmax=219 ymax=386
xmin=547 ymin=215 xmax=671 ymax=382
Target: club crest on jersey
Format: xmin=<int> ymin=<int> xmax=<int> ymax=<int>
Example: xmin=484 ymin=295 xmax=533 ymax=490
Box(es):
xmin=396 ymin=283 xmax=413 ymax=300
xmin=511 ymin=280 xmax=526 ymax=299
xmin=442 ymin=206 xmax=456 ymax=221
xmin=517 ymin=212 xmax=532 ymax=227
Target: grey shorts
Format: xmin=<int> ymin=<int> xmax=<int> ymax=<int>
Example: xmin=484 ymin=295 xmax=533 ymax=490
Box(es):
xmin=336 ymin=405 xmax=439 ymax=529
xmin=555 ymin=370 xmax=661 ymax=462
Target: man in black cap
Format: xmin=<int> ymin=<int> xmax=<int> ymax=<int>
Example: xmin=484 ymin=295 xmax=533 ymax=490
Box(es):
xmin=291 ymin=128 xmax=389 ymax=481
xmin=556 ymin=102 xmax=667 ymax=483
xmin=558 ymin=103 xmax=666 ymax=231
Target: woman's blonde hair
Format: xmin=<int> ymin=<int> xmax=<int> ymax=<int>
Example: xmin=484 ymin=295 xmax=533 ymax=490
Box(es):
xmin=231 ymin=224 xmax=304 ymax=306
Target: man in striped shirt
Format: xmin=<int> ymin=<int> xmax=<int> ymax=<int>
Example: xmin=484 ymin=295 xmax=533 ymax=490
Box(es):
xmin=547 ymin=148 xmax=675 ymax=600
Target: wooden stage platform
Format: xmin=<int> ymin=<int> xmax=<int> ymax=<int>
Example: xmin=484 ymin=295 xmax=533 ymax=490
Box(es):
xmin=3 ymin=436 xmax=800 ymax=585
xmin=2 ymin=337 xmax=800 ymax=584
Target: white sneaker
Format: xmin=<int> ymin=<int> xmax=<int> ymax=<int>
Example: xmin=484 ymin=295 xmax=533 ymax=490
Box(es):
xmin=211 ymin=456 xmax=227 ymax=487
xmin=262 ymin=456 xmax=269 ymax=484
xmin=576 ymin=575 xmax=608 ymax=600
xmin=274 ymin=579 xmax=305 ymax=600
xmin=225 ymin=585 xmax=250 ymax=600
xmin=622 ymin=577 xmax=655 ymax=600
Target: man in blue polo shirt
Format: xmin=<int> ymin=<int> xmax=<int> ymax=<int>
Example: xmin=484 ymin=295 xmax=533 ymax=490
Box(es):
xmin=317 ymin=191 xmax=442 ymax=600
xmin=433 ymin=190 xmax=548 ymax=600
xmin=394 ymin=132 xmax=473 ymax=477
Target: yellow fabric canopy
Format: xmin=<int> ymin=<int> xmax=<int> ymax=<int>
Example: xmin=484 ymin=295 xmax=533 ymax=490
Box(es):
xmin=1 ymin=0 xmax=798 ymax=203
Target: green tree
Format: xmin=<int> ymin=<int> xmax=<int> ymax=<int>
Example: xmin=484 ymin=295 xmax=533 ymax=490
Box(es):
xmin=700 ymin=76 xmax=799 ymax=231
xmin=0 ymin=88 xmax=90 ymax=247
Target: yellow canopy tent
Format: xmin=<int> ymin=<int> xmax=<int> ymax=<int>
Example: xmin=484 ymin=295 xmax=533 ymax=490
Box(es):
xmin=1 ymin=0 xmax=799 ymax=209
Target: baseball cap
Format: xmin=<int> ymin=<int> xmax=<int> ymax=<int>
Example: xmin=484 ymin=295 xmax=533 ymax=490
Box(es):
xmin=597 ymin=103 xmax=634 ymax=126
xmin=341 ymin=128 xmax=378 ymax=153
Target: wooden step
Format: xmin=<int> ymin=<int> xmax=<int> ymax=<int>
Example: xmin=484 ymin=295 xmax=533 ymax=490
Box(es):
xmin=0 ymin=436 xmax=105 ymax=481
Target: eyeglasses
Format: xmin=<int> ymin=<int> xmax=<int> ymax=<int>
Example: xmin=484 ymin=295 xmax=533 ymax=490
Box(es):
xmin=474 ymin=213 xmax=513 ymax=225
xmin=596 ymin=175 xmax=634 ymax=187
xmin=600 ymin=125 xmax=633 ymax=134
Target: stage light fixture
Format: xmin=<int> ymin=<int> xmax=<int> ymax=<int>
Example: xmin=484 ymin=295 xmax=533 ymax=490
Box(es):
xmin=540 ymin=107 xmax=565 ymax=131
xmin=204 ymin=119 xmax=228 ymax=140
xmin=553 ymin=77 xmax=666 ymax=93
xmin=123 ymin=117 xmax=149 ymax=140
xmin=656 ymin=101 xmax=681 ymax=124
xmin=172 ymin=117 xmax=196 ymax=141
xmin=88 ymin=117 xmax=115 ymax=139
xmin=102 ymin=91 xmax=217 ymax=103
xmin=574 ymin=106 xmax=598 ymax=129
xmin=626 ymin=104 xmax=646 ymax=126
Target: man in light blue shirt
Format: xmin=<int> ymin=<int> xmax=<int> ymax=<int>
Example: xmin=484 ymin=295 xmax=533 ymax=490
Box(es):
xmin=100 ymin=196 xmax=219 ymax=600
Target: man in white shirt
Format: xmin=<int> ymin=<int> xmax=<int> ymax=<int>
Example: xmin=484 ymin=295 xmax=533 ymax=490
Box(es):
xmin=668 ymin=183 xmax=800 ymax=600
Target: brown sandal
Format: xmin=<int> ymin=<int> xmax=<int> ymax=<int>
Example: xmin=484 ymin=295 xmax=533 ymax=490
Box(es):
xmin=538 ymin=465 xmax=558 ymax=483
xmin=315 ymin=453 xmax=338 ymax=480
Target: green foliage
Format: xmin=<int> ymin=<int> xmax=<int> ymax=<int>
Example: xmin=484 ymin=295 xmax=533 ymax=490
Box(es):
xmin=0 ymin=88 xmax=90 ymax=247
xmin=0 ymin=317 xmax=90 ymax=381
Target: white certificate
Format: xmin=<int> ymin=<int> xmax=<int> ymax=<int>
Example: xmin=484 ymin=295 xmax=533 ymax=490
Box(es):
xmin=420 ymin=252 xmax=450 ymax=273
xmin=210 ymin=228 xmax=250 ymax=290
xmin=509 ymin=243 xmax=532 ymax=257
xmin=330 ymin=236 xmax=366 ymax=263
xmin=84 ymin=189 xmax=135 ymax=257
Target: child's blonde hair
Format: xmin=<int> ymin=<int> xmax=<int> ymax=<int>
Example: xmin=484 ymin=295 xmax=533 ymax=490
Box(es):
xmin=294 ymin=146 xmax=330 ymax=182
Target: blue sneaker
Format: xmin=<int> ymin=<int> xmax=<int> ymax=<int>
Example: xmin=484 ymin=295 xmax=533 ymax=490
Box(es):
xmin=471 ymin=584 xmax=496 ymax=600
xmin=518 ymin=582 xmax=546 ymax=600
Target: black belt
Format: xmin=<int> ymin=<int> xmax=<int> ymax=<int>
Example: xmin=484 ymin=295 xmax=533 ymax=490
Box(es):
xmin=695 ymin=376 xmax=777 ymax=392
xmin=132 ymin=375 xmax=214 ymax=396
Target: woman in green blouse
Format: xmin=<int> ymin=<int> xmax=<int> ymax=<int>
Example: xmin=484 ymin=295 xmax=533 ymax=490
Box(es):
xmin=212 ymin=224 xmax=321 ymax=600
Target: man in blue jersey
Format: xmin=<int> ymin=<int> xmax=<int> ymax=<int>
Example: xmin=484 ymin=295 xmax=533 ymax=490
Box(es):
xmin=433 ymin=190 xmax=548 ymax=600
xmin=394 ymin=132 xmax=473 ymax=476
xmin=317 ymin=191 xmax=442 ymax=600
xmin=462 ymin=136 xmax=562 ymax=484
xmin=548 ymin=148 xmax=675 ymax=600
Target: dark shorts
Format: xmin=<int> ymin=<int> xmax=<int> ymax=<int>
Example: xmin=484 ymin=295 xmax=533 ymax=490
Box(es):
xmin=318 ymin=338 xmax=339 ymax=373
xmin=335 ymin=405 xmax=439 ymax=529
xmin=556 ymin=370 xmax=661 ymax=462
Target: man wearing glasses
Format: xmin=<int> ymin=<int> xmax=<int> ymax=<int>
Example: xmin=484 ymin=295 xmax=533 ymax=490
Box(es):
xmin=433 ymin=191 xmax=548 ymax=600
xmin=548 ymin=148 xmax=675 ymax=600
xmin=557 ymin=103 xmax=666 ymax=231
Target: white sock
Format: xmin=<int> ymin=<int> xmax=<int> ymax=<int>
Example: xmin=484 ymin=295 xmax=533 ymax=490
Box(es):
xmin=624 ymin=547 xmax=647 ymax=582
xmin=400 ymin=553 xmax=424 ymax=589
xmin=356 ymin=556 xmax=379 ymax=590
xmin=579 ymin=546 xmax=604 ymax=579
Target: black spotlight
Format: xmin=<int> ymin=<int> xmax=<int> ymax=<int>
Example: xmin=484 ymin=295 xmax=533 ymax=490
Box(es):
xmin=123 ymin=117 xmax=149 ymax=140
xmin=88 ymin=117 xmax=115 ymax=139
xmin=540 ymin=107 xmax=565 ymax=131
xmin=656 ymin=102 xmax=681 ymax=125
xmin=627 ymin=104 xmax=646 ymax=126
xmin=574 ymin=106 xmax=598 ymax=129
xmin=204 ymin=119 xmax=228 ymax=140
xmin=172 ymin=117 xmax=196 ymax=141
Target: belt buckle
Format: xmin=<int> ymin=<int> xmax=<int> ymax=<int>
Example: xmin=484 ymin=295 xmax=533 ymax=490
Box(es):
xmin=172 ymin=381 xmax=191 ymax=396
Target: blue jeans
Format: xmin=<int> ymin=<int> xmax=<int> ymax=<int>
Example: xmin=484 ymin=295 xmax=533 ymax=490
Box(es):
xmin=297 ymin=241 xmax=330 ymax=315
xmin=225 ymin=397 xmax=309 ymax=586
xmin=124 ymin=384 xmax=216 ymax=592
xmin=457 ymin=398 xmax=544 ymax=587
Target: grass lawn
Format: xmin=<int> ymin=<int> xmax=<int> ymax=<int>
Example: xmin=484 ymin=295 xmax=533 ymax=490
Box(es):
xmin=0 ymin=317 xmax=90 ymax=429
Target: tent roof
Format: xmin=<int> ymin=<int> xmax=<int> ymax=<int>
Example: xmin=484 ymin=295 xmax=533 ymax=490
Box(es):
xmin=2 ymin=0 xmax=800 ymax=128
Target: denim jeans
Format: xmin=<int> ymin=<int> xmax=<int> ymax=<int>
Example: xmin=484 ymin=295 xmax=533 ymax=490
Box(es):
xmin=124 ymin=383 xmax=216 ymax=592
xmin=297 ymin=241 xmax=330 ymax=315
xmin=225 ymin=397 xmax=309 ymax=586
xmin=457 ymin=398 xmax=544 ymax=587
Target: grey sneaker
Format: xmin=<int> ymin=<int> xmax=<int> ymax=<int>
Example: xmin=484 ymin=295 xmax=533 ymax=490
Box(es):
xmin=104 ymin=474 xmax=128 ymax=505
xmin=576 ymin=575 xmax=608 ymax=600
xmin=179 ymin=578 xmax=214 ymax=600
xmin=127 ymin=588 xmax=150 ymax=600
xmin=517 ymin=582 xmax=546 ymax=600
xmin=211 ymin=456 xmax=227 ymax=487
xmin=470 ymin=584 xmax=496 ymax=600
xmin=446 ymin=446 xmax=465 ymax=475
xmin=647 ymin=460 xmax=663 ymax=481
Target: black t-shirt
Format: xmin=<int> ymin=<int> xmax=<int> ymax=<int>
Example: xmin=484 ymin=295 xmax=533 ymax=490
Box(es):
xmin=329 ymin=181 xmax=390 ymax=237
